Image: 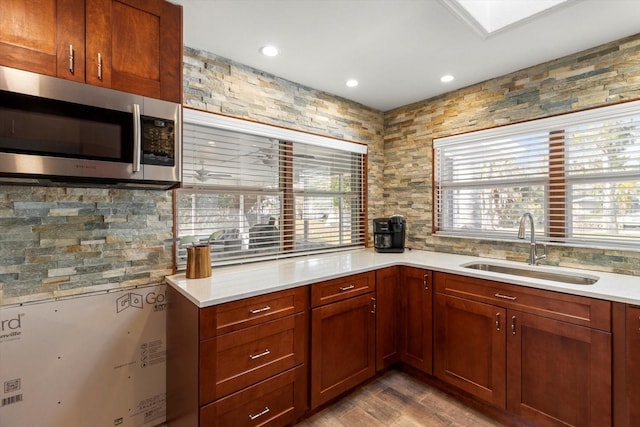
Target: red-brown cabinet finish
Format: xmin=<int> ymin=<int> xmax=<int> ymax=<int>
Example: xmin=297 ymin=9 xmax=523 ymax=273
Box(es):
xmin=86 ymin=0 xmax=182 ymax=102
xmin=399 ymin=267 xmax=433 ymax=374
xmin=310 ymin=289 xmax=376 ymax=409
xmin=627 ymin=305 xmax=640 ymax=425
xmin=434 ymin=292 xmax=506 ymax=408
xmin=0 ymin=0 xmax=182 ymax=102
xmin=506 ymin=310 xmax=611 ymax=426
xmin=434 ymin=272 xmax=612 ymax=427
xmin=375 ymin=266 xmax=400 ymax=371
xmin=0 ymin=0 xmax=85 ymax=82
xmin=167 ymin=286 xmax=308 ymax=427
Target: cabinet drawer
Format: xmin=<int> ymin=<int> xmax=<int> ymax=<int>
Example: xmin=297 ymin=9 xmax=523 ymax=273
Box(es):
xmin=200 ymin=365 xmax=307 ymax=427
xmin=200 ymin=312 xmax=306 ymax=404
xmin=200 ymin=286 xmax=308 ymax=339
xmin=311 ymin=271 xmax=375 ymax=307
xmin=434 ymin=272 xmax=611 ymax=331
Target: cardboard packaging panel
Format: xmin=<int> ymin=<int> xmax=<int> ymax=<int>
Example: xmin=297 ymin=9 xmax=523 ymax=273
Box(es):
xmin=0 ymin=284 xmax=167 ymax=427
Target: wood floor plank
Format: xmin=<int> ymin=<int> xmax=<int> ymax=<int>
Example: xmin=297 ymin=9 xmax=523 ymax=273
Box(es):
xmin=296 ymin=370 xmax=504 ymax=427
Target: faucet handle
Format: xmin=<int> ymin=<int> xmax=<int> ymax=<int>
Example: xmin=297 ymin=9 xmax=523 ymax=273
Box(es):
xmin=536 ymin=243 xmax=547 ymax=263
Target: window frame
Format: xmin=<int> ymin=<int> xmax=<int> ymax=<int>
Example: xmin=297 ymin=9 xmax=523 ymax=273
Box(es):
xmin=177 ymin=108 xmax=368 ymax=267
xmin=433 ymin=100 xmax=640 ymax=249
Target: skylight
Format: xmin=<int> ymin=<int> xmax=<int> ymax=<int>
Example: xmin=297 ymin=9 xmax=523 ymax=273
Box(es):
xmin=440 ymin=0 xmax=571 ymax=38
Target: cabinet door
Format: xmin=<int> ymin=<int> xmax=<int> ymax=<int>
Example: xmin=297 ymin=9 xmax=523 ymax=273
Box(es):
xmin=399 ymin=267 xmax=433 ymax=374
xmin=434 ymin=293 xmax=506 ymax=408
xmin=376 ymin=266 xmax=400 ymax=371
xmin=507 ymin=310 xmax=612 ymax=427
xmin=310 ymin=293 xmax=376 ymax=409
xmin=627 ymin=306 xmax=640 ymax=424
xmin=86 ymin=0 xmax=182 ymax=101
xmin=0 ymin=0 xmax=85 ymax=81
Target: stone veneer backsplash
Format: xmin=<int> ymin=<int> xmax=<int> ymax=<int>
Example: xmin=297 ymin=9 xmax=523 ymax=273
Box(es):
xmin=384 ymin=33 xmax=640 ymax=275
xmin=182 ymin=46 xmax=385 ymax=221
xmin=0 ymin=187 xmax=174 ymax=304
xmin=3 ymin=33 xmax=640 ymax=304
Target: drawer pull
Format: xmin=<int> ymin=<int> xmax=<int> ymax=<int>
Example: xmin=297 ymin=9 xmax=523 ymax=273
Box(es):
xmin=249 ymin=406 xmax=270 ymax=421
xmin=495 ymin=293 xmax=517 ymax=301
xmin=339 ymin=285 xmax=355 ymax=292
xmin=249 ymin=349 xmax=271 ymax=360
xmin=249 ymin=306 xmax=271 ymax=314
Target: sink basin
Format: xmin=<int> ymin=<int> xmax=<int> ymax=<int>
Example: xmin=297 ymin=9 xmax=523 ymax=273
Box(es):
xmin=461 ymin=262 xmax=599 ymax=285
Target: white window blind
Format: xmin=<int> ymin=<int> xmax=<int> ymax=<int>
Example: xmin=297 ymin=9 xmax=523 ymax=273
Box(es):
xmin=177 ymin=109 xmax=367 ymax=267
xmin=434 ymin=100 xmax=640 ymax=248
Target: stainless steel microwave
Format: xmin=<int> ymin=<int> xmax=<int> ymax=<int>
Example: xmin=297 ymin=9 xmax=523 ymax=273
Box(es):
xmin=0 ymin=65 xmax=181 ymax=189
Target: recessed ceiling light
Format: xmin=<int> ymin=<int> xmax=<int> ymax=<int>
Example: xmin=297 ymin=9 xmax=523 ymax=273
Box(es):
xmin=346 ymin=79 xmax=359 ymax=88
xmin=440 ymin=75 xmax=455 ymax=83
xmin=260 ymin=45 xmax=279 ymax=57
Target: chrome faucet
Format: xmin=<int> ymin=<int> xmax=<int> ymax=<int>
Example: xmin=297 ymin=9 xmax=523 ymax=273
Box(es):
xmin=517 ymin=212 xmax=547 ymax=265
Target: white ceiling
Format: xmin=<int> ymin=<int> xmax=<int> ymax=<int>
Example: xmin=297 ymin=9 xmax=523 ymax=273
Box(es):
xmin=172 ymin=0 xmax=640 ymax=112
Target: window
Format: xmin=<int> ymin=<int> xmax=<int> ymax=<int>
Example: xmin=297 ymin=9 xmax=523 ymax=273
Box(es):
xmin=177 ymin=109 xmax=367 ymax=267
xmin=434 ymin=100 xmax=640 ymax=248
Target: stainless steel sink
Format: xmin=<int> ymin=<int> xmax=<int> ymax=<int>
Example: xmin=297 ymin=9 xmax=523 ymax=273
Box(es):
xmin=461 ymin=262 xmax=599 ymax=285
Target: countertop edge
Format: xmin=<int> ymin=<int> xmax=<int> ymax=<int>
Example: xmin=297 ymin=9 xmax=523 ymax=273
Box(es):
xmin=165 ymin=249 xmax=640 ymax=308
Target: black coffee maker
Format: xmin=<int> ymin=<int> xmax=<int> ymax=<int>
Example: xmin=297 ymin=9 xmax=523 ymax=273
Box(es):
xmin=373 ymin=215 xmax=406 ymax=253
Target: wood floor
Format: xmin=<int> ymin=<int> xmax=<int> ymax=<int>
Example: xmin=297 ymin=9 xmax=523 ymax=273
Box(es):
xmin=296 ymin=369 xmax=504 ymax=427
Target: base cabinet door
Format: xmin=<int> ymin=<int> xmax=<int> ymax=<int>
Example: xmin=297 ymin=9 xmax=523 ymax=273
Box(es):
xmin=399 ymin=267 xmax=433 ymax=374
xmin=627 ymin=306 xmax=640 ymax=423
xmin=506 ymin=310 xmax=612 ymax=427
xmin=376 ymin=266 xmax=400 ymax=371
xmin=434 ymin=293 xmax=506 ymax=408
xmin=310 ymin=293 xmax=376 ymax=409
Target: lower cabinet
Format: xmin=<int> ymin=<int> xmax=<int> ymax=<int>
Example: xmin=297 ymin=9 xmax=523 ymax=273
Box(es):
xmin=399 ymin=267 xmax=433 ymax=374
xmin=434 ymin=292 xmax=506 ymax=406
xmin=434 ymin=272 xmax=612 ymax=427
xmin=627 ymin=305 xmax=640 ymax=424
xmin=310 ymin=272 xmax=376 ymax=409
xmin=200 ymin=366 xmax=307 ymax=427
xmin=168 ymin=265 xmax=621 ymax=427
xmin=167 ymin=286 xmax=308 ymax=427
xmin=375 ymin=266 xmax=401 ymax=371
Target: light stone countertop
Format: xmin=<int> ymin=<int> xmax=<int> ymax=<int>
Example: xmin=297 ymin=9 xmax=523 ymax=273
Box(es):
xmin=165 ymin=248 xmax=640 ymax=308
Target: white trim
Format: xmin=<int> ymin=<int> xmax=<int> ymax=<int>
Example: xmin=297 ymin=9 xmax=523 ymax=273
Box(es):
xmin=434 ymin=99 xmax=640 ymax=149
xmin=184 ymin=108 xmax=368 ymax=155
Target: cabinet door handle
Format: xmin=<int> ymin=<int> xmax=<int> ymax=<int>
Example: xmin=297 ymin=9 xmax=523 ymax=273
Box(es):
xmin=339 ymin=284 xmax=355 ymax=292
xmin=248 ymin=406 xmax=270 ymax=421
xmin=637 ymin=315 xmax=640 ymax=333
xmin=511 ymin=316 xmax=517 ymax=335
xmin=249 ymin=305 xmax=271 ymax=314
xmin=424 ymin=273 xmax=430 ymax=290
xmin=69 ymin=44 xmax=74 ymax=74
xmin=97 ymin=53 xmax=103 ymax=80
xmin=495 ymin=293 xmax=517 ymax=301
xmin=495 ymin=313 xmax=501 ymax=331
xmin=132 ymin=103 xmax=141 ymax=172
xmin=249 ymin=349 xmax=270 ymax=360
xmin=371 ymin=297 xmax=376 ymax=314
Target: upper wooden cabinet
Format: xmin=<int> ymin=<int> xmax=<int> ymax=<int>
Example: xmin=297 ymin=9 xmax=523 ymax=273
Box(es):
xmin=0 ymin=0 xmax=85 ymax=81
xmin=0 ymin=0 xmax=182 ymax=102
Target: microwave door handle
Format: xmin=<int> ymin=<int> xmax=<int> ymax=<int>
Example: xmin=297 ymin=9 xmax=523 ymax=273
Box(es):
xmin=132 ymin=104 xmax=141 ymax=172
